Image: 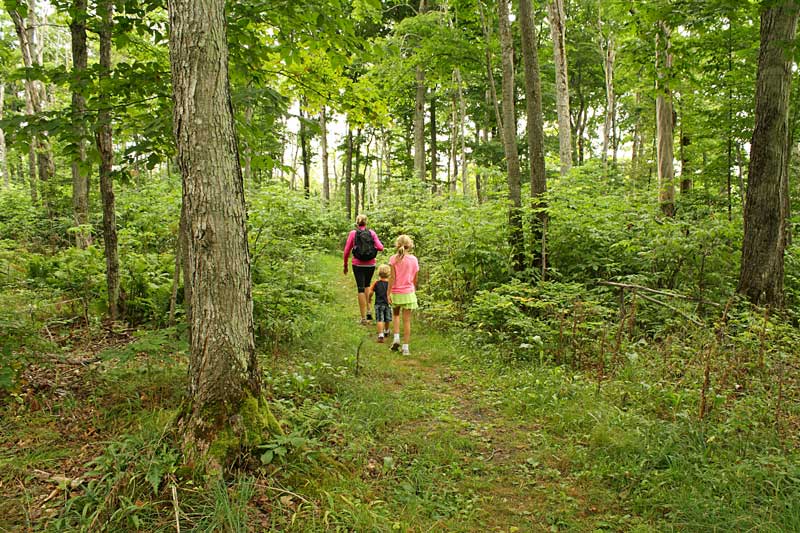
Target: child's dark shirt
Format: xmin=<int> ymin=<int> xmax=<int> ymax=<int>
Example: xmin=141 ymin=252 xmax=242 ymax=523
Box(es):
xmin=371 ymin=279 xmax=389 ymax=306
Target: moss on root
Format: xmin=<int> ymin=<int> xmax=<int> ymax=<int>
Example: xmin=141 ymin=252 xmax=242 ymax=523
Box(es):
xmin=180 ymin=393 xmax=283 ymax=473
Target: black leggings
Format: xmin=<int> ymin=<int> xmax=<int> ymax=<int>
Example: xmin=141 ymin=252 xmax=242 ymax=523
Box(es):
xmin=352 ymin=265 xmax=375 ymax=293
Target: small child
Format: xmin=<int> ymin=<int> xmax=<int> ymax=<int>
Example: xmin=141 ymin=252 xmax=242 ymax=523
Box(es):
xmin=388 ymin=235 xmax=419 ymax=356
xmin=366 ymin=265 xmax=392 ymax=342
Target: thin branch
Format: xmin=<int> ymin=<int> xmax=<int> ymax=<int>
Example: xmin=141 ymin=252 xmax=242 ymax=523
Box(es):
xmin=599 ymin=281 xmax=722 ymax=307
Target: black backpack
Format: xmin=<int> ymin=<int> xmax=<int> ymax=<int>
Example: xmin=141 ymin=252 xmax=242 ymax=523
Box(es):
xmin=352 ymin=228 xmax=378 ymax=260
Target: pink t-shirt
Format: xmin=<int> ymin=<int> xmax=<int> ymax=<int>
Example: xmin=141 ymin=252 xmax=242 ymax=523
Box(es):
xmin=343 ymin=227 xmax=384 ymax=266
xmin=389 ymin=254 xmax=419 ymax=294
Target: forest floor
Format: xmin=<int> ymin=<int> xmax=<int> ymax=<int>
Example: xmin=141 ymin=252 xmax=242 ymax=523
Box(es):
xmin=242 ymin=254 xmax=655 ymax=532
xmin=0 ymin=254 xmax=665 ymax=531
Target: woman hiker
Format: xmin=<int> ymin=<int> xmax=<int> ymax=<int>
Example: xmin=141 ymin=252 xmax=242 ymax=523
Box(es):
xmin=343 ymin=214 xmax=384 ymax=324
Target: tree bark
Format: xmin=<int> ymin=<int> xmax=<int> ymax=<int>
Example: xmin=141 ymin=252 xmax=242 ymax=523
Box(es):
xmin=656 ymin=22 xmax=675 ymax=217
xmin=414 ymin=0 xmax=428 ymax=184
xmin=0 ymin=84 xmax=8 ymax=188
xmin=299 ymin=100 xmax=310 ymax=198
xmin=70 ymin=0 xmax=91 ymax=248
xmin=169 ymin=0 xmax=273 ymax=460
xmin=430 ymin=93 xmax=438 ymax=191
xmin=600 ymin=29 xmax=615 ymax=177
xmin=414 ymin=65 xmax=426 ymax=182
xmin=631 ymin=91 xmax=642 ymax=178
xmin=547 ymin=0 xmax=572 ymax=176
xmin=497 ymin=0 xmax=525 ymax=272
xmin=449 ymin=85 xmax=457 ymax=193
xmin=738 ymin=2 xmax=799 ymax=308
xmin=320 ymin=106 xmax=330 ymax=202
xmin=243 ymin=103 xmax=253 ymax=184
xmin=519 ymin=0 xmax=547 ymax=270
xmin=345 ymin=126 xmax=353 ymax=219
xmin=354 ymin=128 xmax=362 ymax=215
xmin=454 ymin=68 xmax=468 ymax=196
xmin=9 ymin=0 xmax=54 ymax=207
xmin=96 ymin=0 xmax=120 ymax=321
xmin=680 ymin=132 xmax=692 ymax=193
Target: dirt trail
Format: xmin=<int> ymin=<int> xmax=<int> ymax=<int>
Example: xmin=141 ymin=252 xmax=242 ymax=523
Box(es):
xmin=332 ymin=260 xmax=594 ymax=532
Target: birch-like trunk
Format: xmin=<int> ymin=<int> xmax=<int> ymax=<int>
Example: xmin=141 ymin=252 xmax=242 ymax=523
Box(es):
xmin=10 ymin=0 xmax=54 ymax=206
xmin=738 ymin=1 xmax=798 ymax=307
xmin=547 ymin=0 xmax=572 ymax=176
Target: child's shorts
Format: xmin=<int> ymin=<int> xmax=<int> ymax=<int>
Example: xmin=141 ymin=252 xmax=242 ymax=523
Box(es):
xmin=391 ymin=292 xmax=418 ymax=310
xmin=374 ymin=303 xmax=392 ymax=323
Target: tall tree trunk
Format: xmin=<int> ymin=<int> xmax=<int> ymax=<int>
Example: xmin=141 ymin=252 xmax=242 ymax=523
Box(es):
xmin=519 ymin=0 xmax=547 ymax=271
xmin=498 ymin=0 xmax=524 ymax=272
xmin=345 ymin=127 xmax=353 ymax=219
xmin=454 ymin=68 xmax=468 ymax=196
xmin=169 ymin=0 xmax=276 ymax=460
xmin=600 ymin=30 xmax=616 ymax=177
xmin=680 ymin=132 xmax=692 ymax=193
xmin=631 ymin=91 xmax=642 ymax=178
xmin=299 ymin=100 xmax=310 ymax=198
xmin=0 ymin=84 xmax=7 ymax=188
xmin=354 ymin=129 xmax=362 ymax=214
xmin=480 ymin=4 xmax=504 ymax=142
xmin=70 ymin=0 xmax=91 ymax=248
xmin=413 ymin=0 xmax=427 ymax=183
xmin=736 ymin=143 xmax=746 ymax=205
xmin=362 ymin=133 xmax=371 ymax=209
xmin=320 ymin=106 xmax=330 ymax=202
xmin=96 ymin=0 xmax=120 ymax=320
xmin=414 ymin=63 xmax=426 ymax=182
xmin=573 ymin=67 xmax=586 ymax=165
xmin=656 ymin=22 xmax=675 ymax=217
xmin=449 ymin=88 xmax=457 ymax=193
xmin=738 ymin=2 xmax=799 ymax=308
xmin=243 ymin=103 xmax=253 ymax=185
xmin=430 ymin=92 xmax=438 ymax=191
xmin=727 ymin=16 xmax=735 ymax=221
xmin=547 ymin=0 xmax=572 ymax=176
xmin=10 ymin=0 xmax=54 ymax=207
xmin=476 ymin=128 xmax=485 ymax=203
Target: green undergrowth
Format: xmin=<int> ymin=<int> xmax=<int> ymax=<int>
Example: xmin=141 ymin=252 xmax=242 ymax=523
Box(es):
xmin=1 ymin=253 xmax=798 ymax=532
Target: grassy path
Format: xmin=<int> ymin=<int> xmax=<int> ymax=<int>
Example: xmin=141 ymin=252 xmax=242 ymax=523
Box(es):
xmin=274 ymin=255 xmax=645 ymax=532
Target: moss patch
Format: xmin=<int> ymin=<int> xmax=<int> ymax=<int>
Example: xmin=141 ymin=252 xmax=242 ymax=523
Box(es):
xmin=206 ymin=393 xmax=283 ymax=466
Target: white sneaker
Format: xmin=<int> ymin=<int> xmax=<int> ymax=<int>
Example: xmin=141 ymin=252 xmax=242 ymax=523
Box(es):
xmin=402 ymin=348 xmax=410 ymax=356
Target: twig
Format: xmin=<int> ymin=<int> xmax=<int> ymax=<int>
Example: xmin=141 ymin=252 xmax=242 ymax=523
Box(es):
xmin=634 ymin=291 xmax=704 ymax=327
xmin=253 ymin=483 xmax=312 ymax=505
xmin=599 ymin=281 xmax=721 ymax=307
xmin=699 ymin=342 xmax=713 ymax=421
xmin=171 ymin=483 xmax=181 ymax=533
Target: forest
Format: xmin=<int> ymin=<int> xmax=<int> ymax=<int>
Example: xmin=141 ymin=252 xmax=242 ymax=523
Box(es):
xmin=1 ymin=0 xmax=799 ymax=531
